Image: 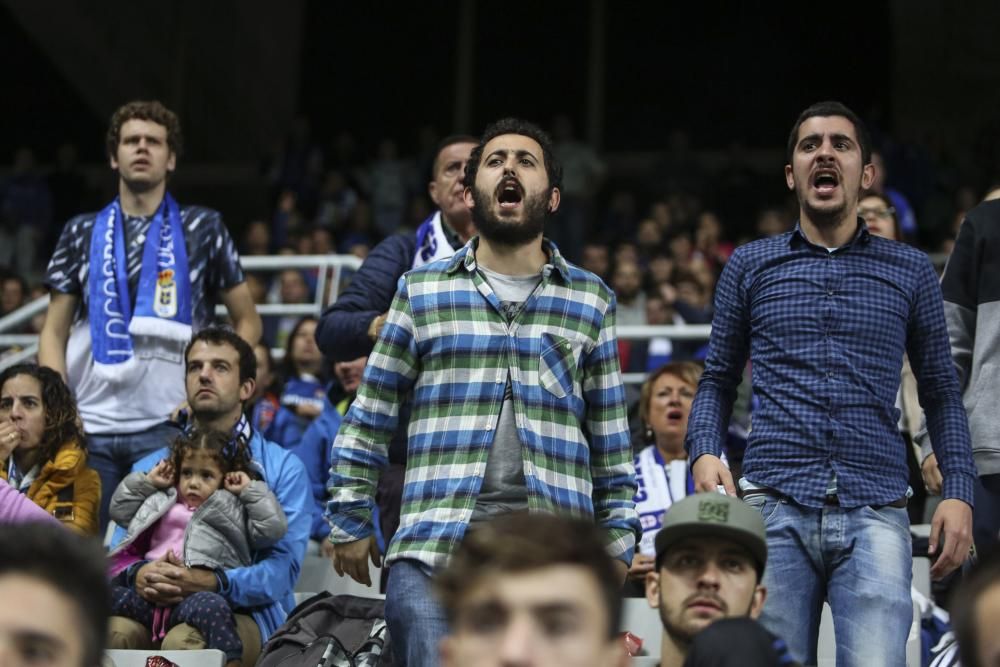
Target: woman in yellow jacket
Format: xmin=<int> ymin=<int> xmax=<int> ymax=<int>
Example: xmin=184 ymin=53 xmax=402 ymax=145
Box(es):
xmin=0 ymin=363 xmax=100 ymax=535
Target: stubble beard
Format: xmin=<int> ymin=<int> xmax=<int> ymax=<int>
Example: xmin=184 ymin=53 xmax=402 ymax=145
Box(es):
xmin=470 ymin=183 xmax=549 ymax=247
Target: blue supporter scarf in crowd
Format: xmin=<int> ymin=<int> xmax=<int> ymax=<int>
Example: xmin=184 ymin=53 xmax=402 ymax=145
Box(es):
xmin=88 ymin=194 xmax=191 ymax=381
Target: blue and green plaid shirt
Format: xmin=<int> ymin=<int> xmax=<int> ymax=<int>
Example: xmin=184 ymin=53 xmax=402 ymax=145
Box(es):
xmin=326 ymin=238 xmax=640 ymax=569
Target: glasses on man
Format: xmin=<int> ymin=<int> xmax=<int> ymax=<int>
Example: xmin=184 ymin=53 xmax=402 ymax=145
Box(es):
xmin=858 ymin=206 xmax=895 ymax=220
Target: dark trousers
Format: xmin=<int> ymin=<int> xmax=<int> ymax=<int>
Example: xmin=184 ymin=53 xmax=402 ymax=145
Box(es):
xmin=110 ymin=586 xmax=242 ymax=662
xmin=974 ymin=474 xmax=1000 ymax=556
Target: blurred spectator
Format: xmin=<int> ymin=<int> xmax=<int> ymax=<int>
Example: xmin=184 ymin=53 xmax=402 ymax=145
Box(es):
xmin=580 ymin=241 xmax=611 ymax=283
xmin=550 ymin=113 xmax=607 ymax=263
xmin=870 ymin=149 xmax=917 ymax=240
xmin=241 ymin=220 xmax=272 ymax=256
xmin=265 ymin=116 xmax=324 ymax=217
xmin=248 ymin=343 xmax=282 ymax=437
xmin=0 ymin=147 xmax=53 ymax=279
xmin=244 ymin=272 xmax=269 ymax=306
xmin=0 ymin=271 xmax=27 ymax=317
xmin=611 ymin=258 xmax=646 ymax=327
xmin=647 ymin=252 xmax=675 ymax=288
xmin=437 ymin=513 xmax=628 ymax=667
xmin=367 ymin=138 xmax=414 ymax=237
xmin=269 ymin=316 xmax=326 ymax=450
xmin=0 ymin=522 xmax=111 ymax=667
xmin=693 ymin=210 xmax=734 ymax=269
xmin=47 ymin=142 xmax=92 ymax=251
xmin=754 ymin=206 xmax=792 ymax=239
xmin=264 ymin=269 xmax=312 ymax=349
xmin=635 ymin=217 xmax=663 ymax=261
xmin=314 ymin=169 xmax=359 ymax=230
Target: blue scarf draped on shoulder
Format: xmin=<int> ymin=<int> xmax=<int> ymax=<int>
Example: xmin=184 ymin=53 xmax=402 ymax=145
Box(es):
xmin=88 ymin=194 xmax=192 ymax=381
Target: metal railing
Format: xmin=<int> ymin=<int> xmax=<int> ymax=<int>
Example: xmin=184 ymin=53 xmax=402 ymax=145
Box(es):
xmin=0 ymin=253 xmax=714 ymax=381
xmin=0 ymin=254 xmax=365 ymax=371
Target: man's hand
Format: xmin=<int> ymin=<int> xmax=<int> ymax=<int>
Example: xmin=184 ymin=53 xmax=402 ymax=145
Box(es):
xmin=612 ymin=559 xmax=629 ymax=586
xmin=224 ymin=471 xmax=251 ymax=495
xmin=367 ymin=313 xmax=388 ymax=342
xmin=170 ymin=400 xmax=191 ymax=425
xmin=147 ymin=460 xmax=175 ymax=490
xmin=928 ymin=498 xmax=973 ymax=580
xmin=692 ymin=454 xmax=736 ymax=496
xmin=330 ymin=536 xmax=381 ymax=587
xmin=922 ymin=454 xmax=943 ymax=496
xmin=135 ymin=552 xmax=219 ymax=604
xmin=627 ymin=554 xmax=655 ymax=583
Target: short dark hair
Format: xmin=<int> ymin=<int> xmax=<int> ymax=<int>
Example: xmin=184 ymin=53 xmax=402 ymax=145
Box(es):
xmin=952 ymin=547 xmax=1000 ymax=667
xmin=436 ymin=512 xmax=622 ymax=639
xmin=786 ymin=101 xmax=871 ymax=167
xmin=185 ymin=327 xmax=256 ymax=384
xmin=0 ymin=364 xmax=86 ymax=465
xmin=0 ymin=523 xmax=110 ymax=667
xmin=464 ymin=118 xmax=563 ymax=193
xmin=106 ymin=100 xmax=184 ymax=159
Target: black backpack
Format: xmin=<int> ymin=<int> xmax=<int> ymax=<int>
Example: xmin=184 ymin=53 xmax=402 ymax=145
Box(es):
xmin=256 ymin=592 xmax=394 ymax=667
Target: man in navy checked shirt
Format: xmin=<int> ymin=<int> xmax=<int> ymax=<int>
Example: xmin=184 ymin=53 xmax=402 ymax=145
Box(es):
xmin=686 ymin=101 xmax=976 ymax=666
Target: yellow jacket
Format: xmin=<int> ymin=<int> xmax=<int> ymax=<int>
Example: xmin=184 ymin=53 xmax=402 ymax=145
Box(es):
xmin=0 ymin=441 xmax=101 ymax=536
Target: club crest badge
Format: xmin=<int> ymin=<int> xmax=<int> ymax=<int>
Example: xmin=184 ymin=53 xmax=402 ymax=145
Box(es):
xmin=154 ymin=268 xmax=178 ymax=318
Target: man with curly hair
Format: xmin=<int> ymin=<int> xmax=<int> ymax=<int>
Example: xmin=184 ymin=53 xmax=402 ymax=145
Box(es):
xmin=39 ymin=100 xmax=262 ymax=531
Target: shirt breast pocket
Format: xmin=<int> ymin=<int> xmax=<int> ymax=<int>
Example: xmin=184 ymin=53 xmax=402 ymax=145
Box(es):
xmin=539 ymin=333 xmax=581 ymax=399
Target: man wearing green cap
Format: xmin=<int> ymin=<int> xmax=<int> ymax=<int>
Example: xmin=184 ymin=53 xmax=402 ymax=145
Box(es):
xmin=645 ymin=493 xmax=796 ymax=666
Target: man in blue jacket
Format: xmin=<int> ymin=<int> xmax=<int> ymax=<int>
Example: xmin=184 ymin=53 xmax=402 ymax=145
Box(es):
xmin=106 ymin=327 xmax=310 ymax=665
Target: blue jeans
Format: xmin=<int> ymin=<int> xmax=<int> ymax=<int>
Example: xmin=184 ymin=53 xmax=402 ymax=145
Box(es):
xmin=744 ymin=494 xmax=912 ymax=666
xmin=88 ymin=422 xmax=181 ymax=533
xmin=385 ymin=559 xmax=449 ymax=667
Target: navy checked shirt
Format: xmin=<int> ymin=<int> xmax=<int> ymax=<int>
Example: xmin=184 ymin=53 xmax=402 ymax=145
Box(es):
xmin=687 ymin=222 xmax=977 ymax=508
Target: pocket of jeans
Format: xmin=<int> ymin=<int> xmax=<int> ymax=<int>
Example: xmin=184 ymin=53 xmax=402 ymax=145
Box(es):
xmin=741 ymin=493 xmax=781 ymax=523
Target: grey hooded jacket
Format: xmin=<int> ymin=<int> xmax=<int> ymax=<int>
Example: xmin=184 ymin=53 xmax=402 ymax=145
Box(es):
xmin=108 ymin=472 xmax=287 ymax=570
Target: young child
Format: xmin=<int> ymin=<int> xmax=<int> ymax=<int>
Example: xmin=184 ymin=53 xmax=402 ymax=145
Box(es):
xmin=108 ymin=429 xmax=287 ymax=666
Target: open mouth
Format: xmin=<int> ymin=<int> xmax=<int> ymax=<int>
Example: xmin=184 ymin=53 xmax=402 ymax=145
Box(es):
xmin=496 ymin=179 xmax=523 ymax=210
xmin=812 ymin=169 xmax=840 ymax=195
xmin=666 ymin=409 xmax=684 ymax=423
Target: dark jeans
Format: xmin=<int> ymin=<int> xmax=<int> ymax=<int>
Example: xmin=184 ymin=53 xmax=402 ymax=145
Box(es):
xmin=974 ymin=473 xmax=1000 ymax=556
xmin=88 ymin=422 xmax=181 ymax=533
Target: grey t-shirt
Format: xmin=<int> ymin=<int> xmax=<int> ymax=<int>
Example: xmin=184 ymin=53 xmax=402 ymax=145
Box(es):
xmin=470 ymin=265 xmax=543 ymax=522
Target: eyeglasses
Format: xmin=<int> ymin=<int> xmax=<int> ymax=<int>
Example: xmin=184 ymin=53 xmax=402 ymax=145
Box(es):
xmin=858 ymin=206 xmax=895 ymax=220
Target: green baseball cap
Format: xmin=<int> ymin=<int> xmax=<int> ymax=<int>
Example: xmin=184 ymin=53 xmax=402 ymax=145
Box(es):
xmin=654 ymin=493 xmax=767 ymax=574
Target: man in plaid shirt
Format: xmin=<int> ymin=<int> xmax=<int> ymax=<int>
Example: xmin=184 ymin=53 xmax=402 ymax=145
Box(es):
xmin=325 ymin=118 xmax=639 ymax=666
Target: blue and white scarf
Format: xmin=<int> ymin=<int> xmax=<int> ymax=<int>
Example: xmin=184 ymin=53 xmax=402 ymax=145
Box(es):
xmin=412 ymin=211 xmax=458 ymax=269
xmin=88 ymin=194 xmax=192 ymax=382
xmin=634 ymin=446 xmax=696 ymax=556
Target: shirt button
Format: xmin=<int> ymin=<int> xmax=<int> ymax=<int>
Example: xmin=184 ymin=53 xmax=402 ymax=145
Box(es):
xmin=827 ymin=290 xmax=834 ymax=296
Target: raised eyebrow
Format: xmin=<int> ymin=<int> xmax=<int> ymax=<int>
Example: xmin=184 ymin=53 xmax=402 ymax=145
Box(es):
xmin=831 ymin=133 xmax=855 ymax=145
